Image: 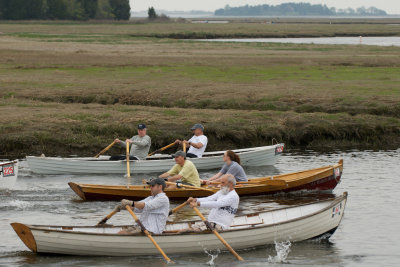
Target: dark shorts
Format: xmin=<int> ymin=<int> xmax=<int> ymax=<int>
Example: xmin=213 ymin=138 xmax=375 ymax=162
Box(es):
xmin=186 ymin=153 xmax=198 ymax=158
xmin=109 ymin=155 xmax=139 ymax=161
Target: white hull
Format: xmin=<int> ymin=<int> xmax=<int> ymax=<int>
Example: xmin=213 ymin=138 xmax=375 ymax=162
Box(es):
xmin=0 ymin=160 xmax=18 ymax=189
xmin=26 ymin=144 xmax=284 ymax=174
xmin=12 ymin=192 xmax=347 ymax=256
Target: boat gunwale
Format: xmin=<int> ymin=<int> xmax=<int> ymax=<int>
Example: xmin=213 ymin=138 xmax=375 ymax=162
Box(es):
xmin=22 ymin=192 xmax=347 ymax=237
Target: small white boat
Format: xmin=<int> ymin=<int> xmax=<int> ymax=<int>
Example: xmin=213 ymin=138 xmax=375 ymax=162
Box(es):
xmin=0 ymin=160 xmax=18 ymax=189
xmin=11 ymin=192 xmax=347 ymax=256
xmin=26 ymin=144 xmax=284 ymax=174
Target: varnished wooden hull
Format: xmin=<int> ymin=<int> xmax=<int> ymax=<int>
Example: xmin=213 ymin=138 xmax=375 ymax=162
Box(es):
xmin=69 ymin=160 xmax=343 ymax=201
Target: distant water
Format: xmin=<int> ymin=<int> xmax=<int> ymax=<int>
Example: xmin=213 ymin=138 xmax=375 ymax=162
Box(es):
xmin=200 ymin=36 xmax=400 ymax=46
xmin=1 ymin=149 xmax=399 ymax=266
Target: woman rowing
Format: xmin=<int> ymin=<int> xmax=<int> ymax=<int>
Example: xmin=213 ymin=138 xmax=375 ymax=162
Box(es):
xmin=203 ymin=150 xmax=247 ymax=185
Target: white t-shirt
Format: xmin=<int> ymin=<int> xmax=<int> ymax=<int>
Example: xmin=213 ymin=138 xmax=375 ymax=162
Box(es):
xmin=188 ymin=135 xmax=208 ymax=157
xmin=197 ymin=190 xmax=239 ymax=229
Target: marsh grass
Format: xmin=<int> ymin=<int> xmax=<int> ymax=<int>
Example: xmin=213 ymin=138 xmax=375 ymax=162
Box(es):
xmin=0 ymin=21 xmax=400 ymax=157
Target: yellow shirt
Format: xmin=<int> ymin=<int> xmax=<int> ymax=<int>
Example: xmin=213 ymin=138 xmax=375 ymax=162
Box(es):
xmin=168 ymin=160 xmax=200 ymax=187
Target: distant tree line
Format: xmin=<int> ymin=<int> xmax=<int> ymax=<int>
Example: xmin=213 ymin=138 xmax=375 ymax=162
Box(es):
xmin=0 ymin=0 xmax=131 ymax=20
xmin=215 ymin=3 xmax=387 ymax=16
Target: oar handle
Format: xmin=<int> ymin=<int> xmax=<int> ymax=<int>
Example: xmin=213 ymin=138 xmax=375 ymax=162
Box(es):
xmin=94 ymin=141 xmax=116 ymax=158
xmin=126 ymin=206 xmax=173 ymax=263
xmin=192 ymin=207 xmax=244 ymax=261
xmin=148 ymin=142 xmax=176 ymax=156
xmin=165 ymin=181 xmax=215 ymax=193
xmin=169 ymin=201 xmax=188 ymax=215
xmin=96 ymin=208 xmax=119 ymax=226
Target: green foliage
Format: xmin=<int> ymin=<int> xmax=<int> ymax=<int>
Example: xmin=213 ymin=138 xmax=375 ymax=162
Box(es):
xmin=148 ymin=6 xmax=157 ymax=19
xmin=0 ymin=0 xmax=128 ymax=20
xmin=215 ymin=3 xmax=387 ymax=16
xmin=109 ymin=0 xmax=130 ymax=20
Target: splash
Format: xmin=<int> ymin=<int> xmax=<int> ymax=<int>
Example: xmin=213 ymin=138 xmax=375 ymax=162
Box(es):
xmin=268 ymin=240 xmax=291 ymax=263
xmin=203 ymin=247 xmax=220 ymax=265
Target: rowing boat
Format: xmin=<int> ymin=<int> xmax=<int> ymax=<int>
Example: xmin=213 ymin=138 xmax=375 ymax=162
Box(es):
xmin=0 ymin=160 xmax=18 ymax=189
xmin=11 ymin=192 xmax=347 ymax=256
xmin=28 ymin=143 xmax=283 ymax=175
xmin=26 ymin=144 xmax=284 ymax=174
xmin=69 ymin=159 xmax=343 ymax=201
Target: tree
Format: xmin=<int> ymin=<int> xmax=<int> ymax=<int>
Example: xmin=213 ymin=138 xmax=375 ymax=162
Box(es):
xmin=79 ymin=0 xmax=98 ymax=19
xmin=109 ymin=0 xmax=130 ymax=20
xmin=148 ymin=6 xmax=157 ymax=19
xmin=96 ymin=0 xmax=114 ymax=19
xmin=46 ymin=0 xmax=69 ymax=19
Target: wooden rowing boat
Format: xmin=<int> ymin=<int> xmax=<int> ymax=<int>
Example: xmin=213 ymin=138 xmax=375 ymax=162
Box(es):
xmin=69 ymin=159 xmax=343 ymax=201
xmin=26 ymin=144 xmax=284 ymax=174
xmin=11 ymin=192 xmax=347 ymax=256
xmin=0 ymin=160 xmax=18 ymax=189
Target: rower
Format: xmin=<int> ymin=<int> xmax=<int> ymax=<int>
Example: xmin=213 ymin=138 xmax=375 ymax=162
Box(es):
xmin=117 ymin=178 xmax=169 ymax=234
xmin=181 ymin=175 xmax=239 ymax=232
xmin=159 ymin=151 xmax=201 ymax=188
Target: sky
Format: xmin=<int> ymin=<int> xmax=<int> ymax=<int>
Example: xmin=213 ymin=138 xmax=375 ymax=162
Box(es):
xmin=129 ymin=0 xmax=400 ymax=15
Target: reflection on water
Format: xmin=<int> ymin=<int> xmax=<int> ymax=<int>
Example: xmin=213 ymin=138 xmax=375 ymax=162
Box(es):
xmin=1 ymin=149 xmax=400 ymax=266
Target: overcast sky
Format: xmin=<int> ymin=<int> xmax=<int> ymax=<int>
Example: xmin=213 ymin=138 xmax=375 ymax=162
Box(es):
xmin=129 ymin=1 xmax=400 ymax=14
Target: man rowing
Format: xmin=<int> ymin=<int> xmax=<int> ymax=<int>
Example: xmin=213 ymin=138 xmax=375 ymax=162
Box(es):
xmin=111 ymin=123 xmax=151 ymax=160
xmin=175 ymin=123 xmax=208 ymax=158
xmin=118 ymin=178 xmax=169 ymax=234
xmin=183 ymin=175 xmax=239 ymax=232
xmin=159 ymin=150 xmax=201 ymax=188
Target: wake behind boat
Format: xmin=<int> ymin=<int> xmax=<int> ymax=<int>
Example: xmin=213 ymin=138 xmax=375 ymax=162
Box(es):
xmin=69 ymin=159 xmax=343 ymax=201
xmin=26 ymin=144 xmax=284 ymax=174
xmin=11 ymin=192 xmax=347 ymax=257
xmin=0 ymin=160 xmax=18 ymax=190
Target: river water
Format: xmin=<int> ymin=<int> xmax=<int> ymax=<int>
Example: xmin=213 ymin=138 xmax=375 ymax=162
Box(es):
xmin=201 ymin=36 xmax=400 ymax=46
xmin=1 ymin=149 xmax=399 ymax=266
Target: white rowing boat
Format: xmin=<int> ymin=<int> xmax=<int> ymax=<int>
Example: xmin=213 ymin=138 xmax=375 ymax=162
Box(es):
xmin=11 ymin=192 xmax=347 ymax=256
xmin=26 ymin=144 xmax=284 ymax=174
xmin=0 ymin=160 xmax=18 ymax=189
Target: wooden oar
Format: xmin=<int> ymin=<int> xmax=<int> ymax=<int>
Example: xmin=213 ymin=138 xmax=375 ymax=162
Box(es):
xmin=126 ymin=205 xmax=173 ymax=263
xmin=94 ymin=141 xmax=116 ymax=158
xmin=165 ymin=181 xmax=216 ymax=193
xmin=168 ymin=201 xmax=188 ymax=215
xmin=148 ymin=142 xmax=176 ymax=156
xmin=192 ymin=206 xmax=244 ymax=261
xmin=126 ymin=142 xmax=131 ymax=188
xmin=96 ymin=207 xmax=119 ymax=226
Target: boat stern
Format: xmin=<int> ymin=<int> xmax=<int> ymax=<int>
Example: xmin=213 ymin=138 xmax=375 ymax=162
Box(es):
xmin=11 ymin=223 xmax=37 ymax=253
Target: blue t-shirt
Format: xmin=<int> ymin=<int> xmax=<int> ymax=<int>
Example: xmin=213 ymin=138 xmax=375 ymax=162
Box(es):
xmin=220 ymin=161 xmax=247 ymax=182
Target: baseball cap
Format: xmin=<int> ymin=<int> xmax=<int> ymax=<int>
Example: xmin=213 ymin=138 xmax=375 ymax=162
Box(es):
xmin=138 ymin=123 xmax=146 ymax=130
xmin=172 ymin=150 xmax=186 ymax=159
xmin=190 ymin=123 xmax=204 ymax=131
xmin=147 ymin=178 xmax=166 ymax=188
